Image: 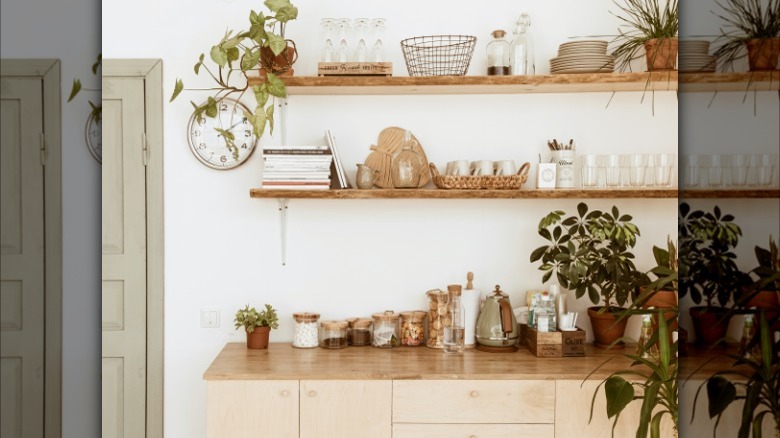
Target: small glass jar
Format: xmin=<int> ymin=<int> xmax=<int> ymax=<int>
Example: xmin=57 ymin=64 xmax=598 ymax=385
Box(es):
xmin=426 ymin=289 xmax=449 ymax=348
xmin=487 ymin=29 xmax=510 ymax=75
xmin=400 ymin=311 xmax=427 ymax=346
xmin=319 ymin=320 xmax=349 ymax=349
xmin=347 ymin=318 xmax=373 ymax=346
xmin=372 ymin=311 xmax=400 ymax=348
xmin=292 ymin=312 xmax=320 ymax=348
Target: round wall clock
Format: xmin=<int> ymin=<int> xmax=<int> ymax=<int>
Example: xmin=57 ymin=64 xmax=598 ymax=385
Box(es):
xmin=85 ymin=112 xmax=102 ymax=163
xmin=187 ymin=98 xmax=257 ymax=170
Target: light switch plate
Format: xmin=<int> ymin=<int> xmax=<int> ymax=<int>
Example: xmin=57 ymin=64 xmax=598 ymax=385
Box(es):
xmin=201 ymin=309 xmax=220 ymax=328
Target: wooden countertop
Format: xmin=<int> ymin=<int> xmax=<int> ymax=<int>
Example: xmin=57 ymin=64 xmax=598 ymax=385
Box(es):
xmin=204 ymin=342 xmax=734 ymax=381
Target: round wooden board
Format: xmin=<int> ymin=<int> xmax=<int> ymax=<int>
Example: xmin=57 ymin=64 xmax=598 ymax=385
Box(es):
xmin=364 ymin=127 xmax=431 ymax=189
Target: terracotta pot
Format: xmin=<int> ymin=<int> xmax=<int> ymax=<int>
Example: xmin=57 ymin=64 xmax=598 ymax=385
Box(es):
xmin=246 ymin=326 xmax=271 ymax=349
xmin=588 ymin=307 xmax=629 ymax=349
xmin=644 ymin=38 xmax=678 ymax=71
xmin=744 ymin=289 xmax=780 ymax=309
xmin=746 ymin=38 xmax=780 ymax=71
xmin=260 ymin=43 xmax=298 ymax=77
xmin=689 ymin=306 xmax=731 ymax=347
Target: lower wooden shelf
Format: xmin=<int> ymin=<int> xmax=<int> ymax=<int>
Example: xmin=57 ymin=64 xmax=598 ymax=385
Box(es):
xmin=249 ymin=187 xmax=679 ymax=199
xmin=680 ymin=188 xmax=780 ymax=198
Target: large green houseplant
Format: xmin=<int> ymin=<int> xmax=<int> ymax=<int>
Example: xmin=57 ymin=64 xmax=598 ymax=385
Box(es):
xmin=531 ymin=203 xmax=648 ymax=348
xmin=740 ymin=236 xmax=780 ymax=309
xmin=610 ymin=0 xmax=679 ymax=71
xmin=170 ymin=0 xmax=299 ymax=154
xmin=713 ymin=0 xmax=780 ymax=71
xmin=234 ymin=304 xmax=279 ymax=349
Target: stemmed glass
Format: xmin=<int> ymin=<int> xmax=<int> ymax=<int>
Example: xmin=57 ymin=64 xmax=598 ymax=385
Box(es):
xmin=336 ymin=18 xmax=351 ymax=62
xmin=370 ymin=18 xmax=387 ymax=62
xmin=320 ymin=18 xmax=336 ymax=62
xmin=353 ymin=18 xmax=370 ymax=62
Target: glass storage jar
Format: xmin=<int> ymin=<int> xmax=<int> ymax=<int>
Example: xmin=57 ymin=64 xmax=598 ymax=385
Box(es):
xmin=486 ymin=29 xmax=510 ymax=75
xmin=400 ymin=311 xmax=427 ymax=346
xmin=292 ymin=312 xmax=320 ymax=348
xmin=347 ymin=318 xmax=373 ymax=346
xmin=372 ymin=311 xmax=400 ymax=348
xmin=319 ymin=320 xmax=349 ymax=349
xmin=426 ymin=289 xmax=449 ymax=348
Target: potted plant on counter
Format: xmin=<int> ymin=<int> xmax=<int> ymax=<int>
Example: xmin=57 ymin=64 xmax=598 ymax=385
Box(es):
xmin=610 ymin=0 xmax=679 ymax=71
xmin=531 ymin=203 xmax=648 ymax=348
xmin=713 ymin=0 xmax=780 ymax=71
xmin=234 ymin=304 xmax=279 ymax=349
xmin=741 ymin=236 xmax=780 ymax=309
xmin=679 ymin=203 xmax=748 ymax=347
xmin=170 ymin=0 xmax=299 ymax=150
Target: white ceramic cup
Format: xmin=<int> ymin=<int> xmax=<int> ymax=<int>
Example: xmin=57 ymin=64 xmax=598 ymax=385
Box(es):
xmin=493 ymin=160 xmax=517 ymax=175
xmin=470 ymin=160 xmax=494 ymax=176
xmin=446 ymin=160 xmax=470 ymax=176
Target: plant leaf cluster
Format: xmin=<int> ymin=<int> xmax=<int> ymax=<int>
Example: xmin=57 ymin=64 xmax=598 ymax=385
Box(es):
xmin=712 ymin=0 xmax=780 ymax=70
xmin=609 ymin=0 xmax=679 ymax=71
xmin=531 ymin=202 xmax=647 ymax=308
xmin=234 ymin=304 xmax=280 ymax=332
xmin=67 ymin=53 xmax=102 ymax=123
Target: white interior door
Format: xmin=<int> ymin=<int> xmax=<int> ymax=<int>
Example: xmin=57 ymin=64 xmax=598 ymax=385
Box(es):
xmin=102 ymin=76 xmax=148 ymax=438
xmin=0 ymin=77 xmax=45 ymax=437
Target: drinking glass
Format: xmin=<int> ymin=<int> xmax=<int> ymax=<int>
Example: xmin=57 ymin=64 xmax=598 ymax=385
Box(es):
xmin=581 ymin=154 xmax=599 ymax=187
xmin=729 ymin=153 xmax=749 ymax=187
xmin=336 ymin=18 xmax=351 ymax=62
xmin=628 ymin=153 xmax=648 ymax=187
xmin=353 ymin=18 xmax=370 ymax=62
xmin=320 ymin=18 xmax=336 ymax=62
xmin=652 ymin=153 xmax=675 ymax=186
xmin=706 ymin=154 xmax=723 ymax=187
xmin=370 ymin=18 xmax=387 ymax=62
xmin=755 ymin=153 xmax=778 ymax=187
xmin=602 ymin=154 xmax=621 ymax=187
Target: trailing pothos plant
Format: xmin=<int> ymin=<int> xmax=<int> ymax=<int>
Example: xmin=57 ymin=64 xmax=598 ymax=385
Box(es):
xmin=67 ymin=53 xmax=102 ymax=123
xmin=693 ymin=311 xmax=779 ymax=438
xmin=530 ymin=202 xmax=648 ymax=311
xmin=587 ymin=309 xmax=678 ymax=438
xmin=170 ymin=0 xmax=299 ymax=155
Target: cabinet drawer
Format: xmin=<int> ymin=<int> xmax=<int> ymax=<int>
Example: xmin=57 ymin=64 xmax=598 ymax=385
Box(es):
xmin=206 ymin=380 xmax=298 ymax=438
xmin=394 ymin=423 xmax=554 ymax=438
xmin=393 ymin=380 xmax=554 ymax=424
xmin=300 ymin=380 xmax=391 ymax=438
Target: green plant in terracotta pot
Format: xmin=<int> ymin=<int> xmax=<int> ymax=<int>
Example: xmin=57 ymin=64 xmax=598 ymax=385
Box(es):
xmin=170 ymin=0 xmax=299 ymax=153
xmin=531 ymin=203 xmax=648 ymax=348
xmin=234 ymin=304 xmax=279 ymax=349
xmin=679 ymin=203 xmax=748 ymax=347
xmin=610 ymin=0 xmax=679 ymax=71
xmin=741 ymin=236 xmax=780 ymax=308
xmin=713 ymin=0 xmax=780 ymax=71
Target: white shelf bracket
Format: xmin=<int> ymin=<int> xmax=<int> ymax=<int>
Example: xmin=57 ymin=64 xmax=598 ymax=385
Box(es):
xmin=278 ymin=98 xmax=289 ymax=145
xmin=277 ymin=198 xmax=289 ymax=266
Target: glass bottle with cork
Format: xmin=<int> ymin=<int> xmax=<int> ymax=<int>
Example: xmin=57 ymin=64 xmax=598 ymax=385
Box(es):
xmin=637 ymin=313 xmax=659 ymax=358
xmin=739 ymin=314 xmax=760 ymax=359
xmin=510 ymin=13 xmax=535 ymax=75
xmin=486 ymin=30 xmax=510 ymax=75
xmin=443 ymin=284 xmax=465 ymax=354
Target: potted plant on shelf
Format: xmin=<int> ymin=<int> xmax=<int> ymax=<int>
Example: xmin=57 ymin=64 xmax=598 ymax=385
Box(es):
xmin=679 ymin=203 xmax=748 ymax=347
xmin=713 ymin=0 xmax=780 ymax=71
xmin=693 ymin=311 xmax=779 ymax=438
xmin=587 ymin=309 xmax=678 ymax=438
xmin=169 ymin=0 xmax=299 ymax=150
xmin=741 ymin=236 xmax=780 ymax=309
xmin=234 ymin=304 xmax=279 ymax=349
xmin=610 ymin=0 xmax=679 ymax=71
xmin=531 ymin=203 xmax=648 ymax=348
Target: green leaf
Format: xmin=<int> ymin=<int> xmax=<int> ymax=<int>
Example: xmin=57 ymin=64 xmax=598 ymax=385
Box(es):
xmin=266 ymin=32 xmax=287 ymax=56
xmin=275 ymin=5 xmax=298 ymax=21
xmin=637 ymin=382 xmax=660 ymax=438
xmin=227 ymin=47 xmax=240 ymax=63
xmin=249 ymin=10 xmax=265 ymax=26
xmin=706 ymin=377 xmax=736 ymax=418
xmin=169 ymin=79 xmax=184 ymax=102
xmin=67 ymin=79 xmax=82 ymax=102
xmin=205 ymin=98 xmax=218 ymax=118
xmin=264 ymin=0 xmax=290 ymax=13
xmin=222 ymin=37 xmax=241 ymax=49
xmin=650 ymin=411 xmax=665 ymax=438
xmin=241 ymin=48 xmax=261 ymax=71
xmin=266 ymin=72 xmax=287 ymax=98
xmin=91 ymin=54 xmax=102 ymax=75
xmin=252 ymin=84 xmax=269 ymax=107
xmin=265 ymin=104 xmax=275 ymax=136
xmin=577 ymin=202 xmax=588 ymax=218
xmin=530 ymin=246 xmax=548 ymax=263
xmin=604 ymin=376 xmax=634 ymax=419
xmin=210 ymin=45 xmax=228 ymax=67
xmin=251 ymin=108 xmax=267 ymax=138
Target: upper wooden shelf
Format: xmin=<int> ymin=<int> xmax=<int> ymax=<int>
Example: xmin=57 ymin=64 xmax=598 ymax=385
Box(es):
xmin=248 ymin=72 xmax=678 ymax=95
xmin=680 ymin=188 xmax=780 ymax=198
xmin=679 ymin=71 xmax=780 ymax=92
xmin=250 ymin=188 xmax=678 ymax=199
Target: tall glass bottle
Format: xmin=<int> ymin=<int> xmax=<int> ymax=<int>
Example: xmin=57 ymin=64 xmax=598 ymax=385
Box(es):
xmin=637 ymin=313 xmax=659 ymax=358
xmin=739 ymin=314 xmax=760 ymax=359
xmin=444 ymin=284 xmax=465 ymax=354
xmin=391 ymin=130 xmax=423 ymax=188
xmin=486 ymin=30 xmax=510 ymax=76
xmin=510 ymin=13 xmax=535 ymax=75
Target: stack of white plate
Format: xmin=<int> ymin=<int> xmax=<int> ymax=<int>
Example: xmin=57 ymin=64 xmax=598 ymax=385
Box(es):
xmin=679 ymin=40 xmax=716 ymax=72
xmin=550 ymin=40 xmax=614 ymax=74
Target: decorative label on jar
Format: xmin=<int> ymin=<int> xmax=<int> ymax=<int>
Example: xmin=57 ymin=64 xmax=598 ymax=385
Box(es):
xmin=551 ymin=150 xmax=575 ymax=188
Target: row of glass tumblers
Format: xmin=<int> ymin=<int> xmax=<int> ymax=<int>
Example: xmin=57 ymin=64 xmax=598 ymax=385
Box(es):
xmin=580 ymin=153 xmax=676 ymax=188
xmin=682 ymin=153 xmax=778 ymax=188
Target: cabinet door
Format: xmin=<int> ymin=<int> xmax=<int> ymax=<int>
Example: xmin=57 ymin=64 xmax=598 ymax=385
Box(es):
xmin=679 ymin=379 xmax=775 ymax=437
xmin=300 ymin=380 xmax=391 ymax=438
xmin=394 ymin=423 xmax=554 ymax=438
xmin=206 ymin=380 xmax=298 ymax=438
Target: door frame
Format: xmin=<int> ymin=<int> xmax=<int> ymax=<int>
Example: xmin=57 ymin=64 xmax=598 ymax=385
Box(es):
xmin=103 ymin=59 xmax=164 ymax=438
xmin=0 ymin=58 xmax=63 ymax=438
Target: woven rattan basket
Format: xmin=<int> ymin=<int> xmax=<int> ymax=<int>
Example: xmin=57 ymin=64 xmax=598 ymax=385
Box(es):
xmin=430 ymin=162 xmax=530 ymax=190
xmin=400 ymin=35 xmax=477 ymax=76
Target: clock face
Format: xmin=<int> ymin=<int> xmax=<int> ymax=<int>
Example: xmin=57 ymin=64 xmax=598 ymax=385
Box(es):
xmin=85 ymin=113 xmax=102 ymax=163
xmin=187 ymin=98 xmax=257 ymax=170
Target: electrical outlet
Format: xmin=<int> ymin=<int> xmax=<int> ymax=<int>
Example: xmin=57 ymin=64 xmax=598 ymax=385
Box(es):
xmin=201 ymin=309 xmax=220 ymax=328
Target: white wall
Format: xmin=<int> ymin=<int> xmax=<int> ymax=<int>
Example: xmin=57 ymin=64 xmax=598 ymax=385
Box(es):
xmin=101 ymin=1 xmax=709 ymax=437
xmin=1 ymin=0 xmax=100 ymax=436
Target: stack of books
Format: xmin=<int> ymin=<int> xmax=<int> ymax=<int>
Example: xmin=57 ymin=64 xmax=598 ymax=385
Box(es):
xmin=262 ymin=145 xmax=333 ymax=190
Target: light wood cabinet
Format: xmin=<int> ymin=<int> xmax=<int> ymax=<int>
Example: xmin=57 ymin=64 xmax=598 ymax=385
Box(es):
xmin=299 ymin=380 xmax=391 ymax=438
xmin=393 ymin=423 xmax=554 ymax=438
xmin=206 ymin=380 xmax=299 ymax=438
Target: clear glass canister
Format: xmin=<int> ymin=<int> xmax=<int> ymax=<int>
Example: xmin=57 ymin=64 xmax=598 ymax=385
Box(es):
xmin=347 ymin=318 xmax=373 ymax=346
xmin=292 ymin=312 xmax=320 ymax=348
xmin=319 ymin=320 xmax=349 ymax=349
xmin=426 ymin=289 xmax=449 ymax=348
xmin=400 ymin=311 xmax=427 ymax=346
xmin=372 ymin=311 xmax=400 ymax=348
xmin=487 ymin=29 xmax=510 ymax=75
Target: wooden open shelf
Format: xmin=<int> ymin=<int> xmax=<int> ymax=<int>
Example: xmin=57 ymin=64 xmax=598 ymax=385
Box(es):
xmin=679 ymin=71 xmax=780 ymax=92
xmin=249 ymin=188 xmax=678 ymax=199
xmin=247 ymin=72 xmax=678 ymax=95
xmin=680 ymin=188 xmax=780 ymax=198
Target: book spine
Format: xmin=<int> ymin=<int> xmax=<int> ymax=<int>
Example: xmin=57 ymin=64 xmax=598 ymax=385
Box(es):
xmin=263 ymin=149 xmax=332 ymax=155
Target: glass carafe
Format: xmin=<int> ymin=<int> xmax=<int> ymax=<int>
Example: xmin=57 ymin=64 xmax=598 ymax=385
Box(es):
xmin=391 ymin=130 xmax=424 ymax=188
xmin=443 ymin=285 xmax=465 ymax=354
xmin=510 ymin=13 xmax=535 ymax=75
xmin=487 ymin=30 xmax=510 ymax=75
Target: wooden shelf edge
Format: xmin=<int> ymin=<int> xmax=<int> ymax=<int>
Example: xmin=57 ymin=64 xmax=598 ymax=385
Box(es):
xmin=679 ymin=71 xmax=780 ymax=92
xmin=680 ymin=188 xmax=780 ymax=198
xmin=249 ymin=188 xmax=679 ymax=199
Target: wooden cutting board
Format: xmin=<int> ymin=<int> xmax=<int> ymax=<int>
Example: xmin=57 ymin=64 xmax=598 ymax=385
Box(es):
xmin=364 ymin=127 xmax=430 ymax=188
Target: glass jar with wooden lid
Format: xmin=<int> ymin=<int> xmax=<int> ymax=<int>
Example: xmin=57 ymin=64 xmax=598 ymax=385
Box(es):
xmin=346 ymin=318 xmax=373 ymax=346
xmin=319 ymin=320 xmax=349 ymax=349
xmin=400 ymin=311 xmax=427 ymax=346
xmin=292 ymin=312 xmax=320 ymax=348
xmin=426 ymin=289 xmax=449 ymax=348
xmin=372 ymin=310 xmax=400 ymax=348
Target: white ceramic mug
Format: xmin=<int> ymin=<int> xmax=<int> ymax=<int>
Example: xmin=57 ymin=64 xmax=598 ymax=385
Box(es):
xmin=494 ymin=160 xmax=517 ymax=175
xmin=446 ymin=160 xmax=470 ymax=176
xmin=470 ymin=160 xmax=494 ymax=176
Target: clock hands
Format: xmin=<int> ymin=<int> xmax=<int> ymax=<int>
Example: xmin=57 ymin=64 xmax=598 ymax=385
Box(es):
xmin=216 ymin=118 xmax=246 ymax=136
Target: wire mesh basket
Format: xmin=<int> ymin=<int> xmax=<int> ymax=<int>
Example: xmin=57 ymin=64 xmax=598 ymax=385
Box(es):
xmin=400 ymin=35 xmax=477 ymax=76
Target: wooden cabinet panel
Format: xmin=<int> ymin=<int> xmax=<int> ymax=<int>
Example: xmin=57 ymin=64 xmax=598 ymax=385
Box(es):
xmin=394 ymin=423 xmax=554 ymax=438
xmin=206 ymin=380 xmax=298 ymax=438
xmin=679 ymin=379 xmax=775 ymax=437
xmin=393 ymin=380 xmax=555 ymax=424
xmin=300 ymin=380 xmax=391 ymax=438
